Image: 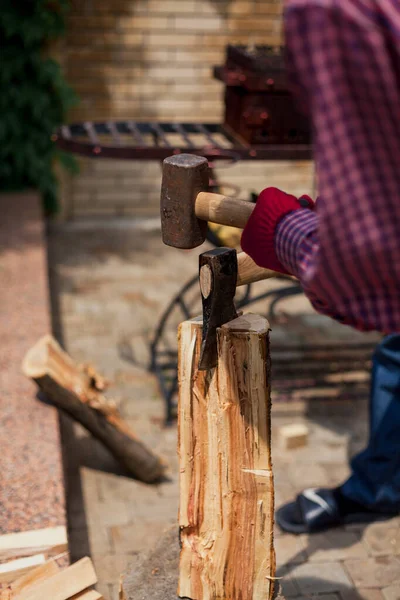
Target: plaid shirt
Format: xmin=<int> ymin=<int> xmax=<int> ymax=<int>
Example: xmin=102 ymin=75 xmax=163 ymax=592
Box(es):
xmin=275 ymin=0 xmax=400 ymax=332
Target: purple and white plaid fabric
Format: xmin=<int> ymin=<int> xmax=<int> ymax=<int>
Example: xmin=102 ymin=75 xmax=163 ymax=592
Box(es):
xmin=275 ymin=0 xmax=400 ymax=332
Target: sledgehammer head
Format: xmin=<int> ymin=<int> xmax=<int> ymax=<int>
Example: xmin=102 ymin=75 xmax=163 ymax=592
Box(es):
xmin=161 ymin=154 xmax=210 ymax=249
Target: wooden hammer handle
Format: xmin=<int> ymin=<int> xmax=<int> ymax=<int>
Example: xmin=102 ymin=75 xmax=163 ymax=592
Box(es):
xmin=196 ymin=192 xmax=254 ymax=229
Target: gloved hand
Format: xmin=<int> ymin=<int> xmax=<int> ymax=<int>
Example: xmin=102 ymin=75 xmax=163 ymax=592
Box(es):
xmin=241 ymin=187 xmax=315 ymax=274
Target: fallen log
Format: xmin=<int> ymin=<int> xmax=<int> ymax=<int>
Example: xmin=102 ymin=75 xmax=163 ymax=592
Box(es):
xmin=22 ymin=335 xmax=166 ymax=483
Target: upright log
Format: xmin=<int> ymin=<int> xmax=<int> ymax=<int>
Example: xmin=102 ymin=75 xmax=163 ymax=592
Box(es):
xmin=178 ymin=314 xmax=275 ymax=600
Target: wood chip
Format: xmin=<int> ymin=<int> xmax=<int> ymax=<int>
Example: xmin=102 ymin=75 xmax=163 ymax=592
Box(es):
xmin=279 ymin=423 xmax=309 ymax=449
xmin=119 ymin=575 xmax=127 ymax=600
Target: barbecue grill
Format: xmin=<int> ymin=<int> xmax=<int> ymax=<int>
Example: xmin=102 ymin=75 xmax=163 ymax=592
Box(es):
xmin=55 ymin=46 xmax=312 ymax=161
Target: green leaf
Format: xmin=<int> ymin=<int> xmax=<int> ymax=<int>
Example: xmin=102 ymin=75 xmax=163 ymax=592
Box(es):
xmin=1 ymin=0 xmax=77 ymax=212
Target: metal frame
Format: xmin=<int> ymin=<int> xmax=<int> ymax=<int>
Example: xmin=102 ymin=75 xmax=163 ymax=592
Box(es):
xmin=55 ymin=121 xmax=312 ymax=161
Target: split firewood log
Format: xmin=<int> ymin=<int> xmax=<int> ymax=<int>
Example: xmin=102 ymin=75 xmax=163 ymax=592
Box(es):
xmin=22 ymin=336 xmax=166 ymax=483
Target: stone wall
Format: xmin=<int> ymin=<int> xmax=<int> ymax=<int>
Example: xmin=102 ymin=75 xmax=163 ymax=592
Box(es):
xmin=60 ymin=0 xmax=314 ymax=219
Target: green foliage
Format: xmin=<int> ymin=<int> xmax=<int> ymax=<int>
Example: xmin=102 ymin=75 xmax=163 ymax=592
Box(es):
xmin=0 ymin=0 xmax=77 ymax=213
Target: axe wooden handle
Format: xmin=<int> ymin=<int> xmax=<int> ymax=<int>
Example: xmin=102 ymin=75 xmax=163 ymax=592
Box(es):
xmin=237 ymin=253 xmax=290 ymax=286
xmin=196 ymin=191 xmax=254 ymax=229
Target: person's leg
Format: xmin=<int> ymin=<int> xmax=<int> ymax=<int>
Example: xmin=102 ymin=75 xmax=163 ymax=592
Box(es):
xmin=340 ymin=334 xmax=400 ymax=512
xmin=276 ymin=334 xmax=400 ymax=533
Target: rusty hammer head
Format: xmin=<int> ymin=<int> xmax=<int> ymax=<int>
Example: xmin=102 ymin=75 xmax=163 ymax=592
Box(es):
xmin=161 ymin=153 xmax=210 ymax=249
xmin=198 ymin=247 xmax=238 ymax=370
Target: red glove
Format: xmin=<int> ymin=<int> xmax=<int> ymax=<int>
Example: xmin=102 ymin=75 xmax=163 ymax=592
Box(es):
xmin=241 ymin=187 xmax=315 ymax=274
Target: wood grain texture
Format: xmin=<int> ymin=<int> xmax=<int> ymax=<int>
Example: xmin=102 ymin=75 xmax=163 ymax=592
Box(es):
xmin=236 ymin=253 xmax=278 ymax=287
xmin=178 ymin=314 xmax=275 ymax=600
xmin=195 ymin=192 xmax=254 ymax=229
xmin=22 ymin=336 xmax=165 ymax=483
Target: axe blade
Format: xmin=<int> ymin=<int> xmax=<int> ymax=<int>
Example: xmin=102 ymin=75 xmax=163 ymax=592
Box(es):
xmin=198 ymin=247 xmax=238 ymax=371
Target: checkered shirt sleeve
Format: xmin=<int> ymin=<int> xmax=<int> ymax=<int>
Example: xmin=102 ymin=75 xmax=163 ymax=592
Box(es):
xmin=275 ymin=0 xmax=400 ymax=332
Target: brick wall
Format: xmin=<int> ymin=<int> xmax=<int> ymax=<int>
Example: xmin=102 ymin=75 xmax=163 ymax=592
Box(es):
xmin=60 ymin=0 xmax=314 ymax=219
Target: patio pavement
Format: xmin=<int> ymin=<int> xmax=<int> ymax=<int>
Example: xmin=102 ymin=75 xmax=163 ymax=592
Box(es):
xmin=0 ymin=193 xmax=66 ymax=540
xmin=47 ymin=218 xmax=399 ymax=600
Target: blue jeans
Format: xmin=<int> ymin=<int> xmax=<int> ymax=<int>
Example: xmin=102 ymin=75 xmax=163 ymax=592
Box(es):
xmin=341 ymin=334 xmax=400 ymax=513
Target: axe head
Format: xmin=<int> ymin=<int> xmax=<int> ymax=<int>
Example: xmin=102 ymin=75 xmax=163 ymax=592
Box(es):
xmin=198 ymin=247 xmax=238 ymax=370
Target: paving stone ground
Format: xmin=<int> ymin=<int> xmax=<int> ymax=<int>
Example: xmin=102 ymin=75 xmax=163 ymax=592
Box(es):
xmin=47 ymin=219 xmax=400 ymax=600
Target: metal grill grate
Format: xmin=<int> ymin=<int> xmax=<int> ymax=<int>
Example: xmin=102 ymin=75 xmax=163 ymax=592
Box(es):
xmin=55 ymin=120 xmax=312 ymax=161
